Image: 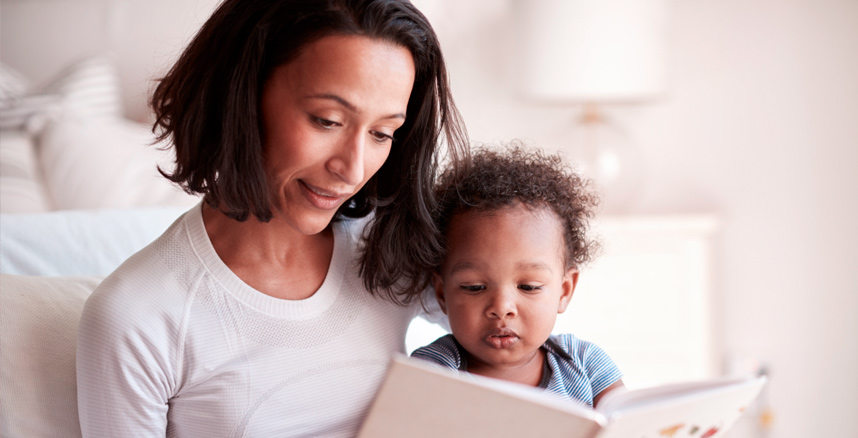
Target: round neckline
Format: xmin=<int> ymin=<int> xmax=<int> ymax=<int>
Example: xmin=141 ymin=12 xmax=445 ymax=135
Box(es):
xmin=186 ymin=203 xmax=351 ymax=319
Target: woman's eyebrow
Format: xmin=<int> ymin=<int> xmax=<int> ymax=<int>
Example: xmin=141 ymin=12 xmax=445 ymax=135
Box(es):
xmin=305 ymin=93 xmax=406 ymax=120
xmin=306 ymin=93 xmax=357 ymax=111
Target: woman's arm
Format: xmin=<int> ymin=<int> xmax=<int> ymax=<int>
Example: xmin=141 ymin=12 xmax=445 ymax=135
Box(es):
xmin=76 ymin=275 xmax=178 ymax=437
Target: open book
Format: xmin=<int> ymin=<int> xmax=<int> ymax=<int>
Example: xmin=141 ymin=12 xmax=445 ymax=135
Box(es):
xmin=358 ymin=355 xmax=766 ymax=438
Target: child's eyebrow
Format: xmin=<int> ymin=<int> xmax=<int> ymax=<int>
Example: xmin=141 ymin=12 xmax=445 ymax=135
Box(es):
xmin=447 ymin=261 xmax=553 ymax=274
xmin=448 ymin=261 xmax=481 ymax=275
xmin=516 ymin=261 xmax=553 ymax=273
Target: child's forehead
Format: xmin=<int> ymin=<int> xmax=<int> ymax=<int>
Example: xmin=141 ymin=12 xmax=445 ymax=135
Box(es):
xmin=442 ymin=202 xmax=570 ymax=270
xmin=453 ymin=201 xmax=558 ymax=223
xmin=447 ymin=202 xmax=565 ymax=241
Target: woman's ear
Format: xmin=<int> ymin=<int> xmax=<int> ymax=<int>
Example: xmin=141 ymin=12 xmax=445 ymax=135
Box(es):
xmin=557 ymin=268 xmax=579 ymax=314
xmin=433 ymin=272 xmax=448 ymax=314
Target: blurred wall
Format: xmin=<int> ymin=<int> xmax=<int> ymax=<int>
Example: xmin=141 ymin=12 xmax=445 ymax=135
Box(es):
xmin=3 ymin=0 xmax=857 ymax=437
xmin=0 ymin=0 xmax=222 ymax=121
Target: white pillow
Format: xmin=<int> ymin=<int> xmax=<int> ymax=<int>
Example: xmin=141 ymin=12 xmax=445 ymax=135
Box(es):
xmin=0 ymin=129 xmax=52 ymax=213
xmin=0 ymin=206 xmax=187 ymax=276
xmin=38 ymin=115 xmax=200 ymax=210
xmin=0 ymin=274 xmax=103 ymax=438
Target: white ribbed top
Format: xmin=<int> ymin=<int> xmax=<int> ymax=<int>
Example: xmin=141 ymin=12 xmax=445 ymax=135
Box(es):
xmin=185 ymin=204 xmax=346 ymax=319
xmin=77 ymin=203 xmax=428 ymax=437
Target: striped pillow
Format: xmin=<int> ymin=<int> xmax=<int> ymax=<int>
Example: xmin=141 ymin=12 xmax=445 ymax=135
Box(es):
xmin=44 ymin=56 xmax=123 ymax=120
xmin=0 ymin=64 xmax=29 ymax=101
xmin=0 ymin=56 xmax=122 ymax=132
xmin=0 ymin=129 xmax=52 ymax=213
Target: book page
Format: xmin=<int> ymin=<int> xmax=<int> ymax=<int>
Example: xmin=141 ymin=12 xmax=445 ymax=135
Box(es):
xmin=358 ymin=356 xmax=606 ymax=438
xmin=594 ymin=376 xmax=766 ymax=438
xmin=596 ymin=375 xmax=755 ymax=412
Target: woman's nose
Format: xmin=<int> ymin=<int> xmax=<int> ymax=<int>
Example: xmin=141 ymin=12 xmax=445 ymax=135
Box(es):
xmin=486 ymin=290 xmax=517 ymax=320
xmin=328 ymin=131 xmax=366 ymax=186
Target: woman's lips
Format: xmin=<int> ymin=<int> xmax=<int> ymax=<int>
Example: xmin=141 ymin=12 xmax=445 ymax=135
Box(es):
xmin=300 ymin=181 xmax=350 ymax=210
xmin=483 ymin=328 xmax=520 ymax=349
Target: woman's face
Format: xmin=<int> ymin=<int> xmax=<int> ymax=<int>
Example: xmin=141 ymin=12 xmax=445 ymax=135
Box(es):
xmin=260 ymin=34 xmax=415 ymax=234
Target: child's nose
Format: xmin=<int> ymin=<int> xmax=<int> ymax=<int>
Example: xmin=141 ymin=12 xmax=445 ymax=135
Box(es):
xmin=486 ymin=290 xmax=517 ymax=319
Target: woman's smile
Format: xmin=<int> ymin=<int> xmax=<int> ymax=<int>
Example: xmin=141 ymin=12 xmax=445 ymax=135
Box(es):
xmin=298 ymin=180 xmax=352 ymax=210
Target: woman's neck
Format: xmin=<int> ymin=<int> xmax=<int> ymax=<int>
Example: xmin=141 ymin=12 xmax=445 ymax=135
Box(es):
xmin=201 ymin=203 xmax=335 ymax=300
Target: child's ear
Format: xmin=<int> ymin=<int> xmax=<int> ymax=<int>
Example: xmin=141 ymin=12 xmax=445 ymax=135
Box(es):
xmin=557 ymin=267 xmax=579 ymax=314
xmin=433 ymin=272 xmax=448 ymax=314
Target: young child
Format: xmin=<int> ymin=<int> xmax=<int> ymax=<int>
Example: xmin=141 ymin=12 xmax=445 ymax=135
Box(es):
xmin=412 ymin=145 xmax=624 ymax=408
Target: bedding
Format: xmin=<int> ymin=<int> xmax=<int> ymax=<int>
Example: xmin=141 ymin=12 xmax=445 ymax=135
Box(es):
xmin=0 ymin=57 xmax=120 ymax=133
xmin=0 ymin=4 xmax=216 ymax=434
xmin=0 ymin=129 xmax=51 ymax=213
xmin=0 ymin=54 xmax=198 ymax=437
xmin=0 ymin=207 xmax=188 ymax=276
xmin=0 ymin=56 xmax=199 ymax=214
xmin=0 ymin=205 xmax=187 ymax=437
xmin=0 ymin=275 xmax=101 ymax=438
xmin=38 ymin=115 xmax=197 ymax=210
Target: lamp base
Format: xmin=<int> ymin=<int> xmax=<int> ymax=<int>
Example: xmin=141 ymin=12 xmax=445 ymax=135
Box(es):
xmin=570 ymin=104 xmax=644 ymax=214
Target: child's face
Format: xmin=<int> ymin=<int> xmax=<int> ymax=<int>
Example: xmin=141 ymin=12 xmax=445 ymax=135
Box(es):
xmin=435 ymin=203 xmax=578 ymax=373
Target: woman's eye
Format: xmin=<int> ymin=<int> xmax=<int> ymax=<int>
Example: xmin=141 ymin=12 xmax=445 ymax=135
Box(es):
xmin=460 ymin=285 xmax=486 ymax=293
xmin=519 ymin=284 xmax=542 ymax=292
xmin=370 ymin=130 xmax=395 ymax=144
xmin=313 ymin=117 xmax=340 ymax=129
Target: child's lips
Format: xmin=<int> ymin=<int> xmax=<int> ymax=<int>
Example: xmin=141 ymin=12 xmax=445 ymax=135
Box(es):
xmin=483 ymin=328 xmax=519 ymax=349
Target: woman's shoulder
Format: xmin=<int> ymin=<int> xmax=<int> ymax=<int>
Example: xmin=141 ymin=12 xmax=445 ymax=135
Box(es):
xmin=85 ymin=264 xmax=191 ymax=331
xmin=84 ymin=208 xmax=204 ymax=322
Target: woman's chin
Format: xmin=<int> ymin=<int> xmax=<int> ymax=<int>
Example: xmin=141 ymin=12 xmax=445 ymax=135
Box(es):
xmin=274 ymin=210 xmax=338 ymax=236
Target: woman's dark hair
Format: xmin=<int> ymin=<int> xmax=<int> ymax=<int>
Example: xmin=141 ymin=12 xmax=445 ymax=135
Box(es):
xmin=434 ymin=143 xmax=600 ymax=273
xmin=150 ymin=0 xmax=468 ymax=304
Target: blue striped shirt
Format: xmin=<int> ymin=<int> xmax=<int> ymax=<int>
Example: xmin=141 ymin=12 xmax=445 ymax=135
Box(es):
xmin=411 ymin=333 xmax=622 ymax=407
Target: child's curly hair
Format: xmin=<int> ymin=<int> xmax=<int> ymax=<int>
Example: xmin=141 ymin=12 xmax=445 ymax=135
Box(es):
xmin=434 ymin=143 xmax=600 ymax=270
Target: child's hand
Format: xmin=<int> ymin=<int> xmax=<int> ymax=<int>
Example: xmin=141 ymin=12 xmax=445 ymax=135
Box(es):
xmin=594 ymin=379 xmax=625 ymax=408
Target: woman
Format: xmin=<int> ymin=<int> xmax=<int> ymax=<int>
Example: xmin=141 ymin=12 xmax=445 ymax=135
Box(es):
xmin=76 ymin=0 xmax=467 ymax=436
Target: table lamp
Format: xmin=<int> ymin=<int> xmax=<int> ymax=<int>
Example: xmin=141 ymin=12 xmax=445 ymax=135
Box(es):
xmin=514 ymin=0 xmax=668 ymax=213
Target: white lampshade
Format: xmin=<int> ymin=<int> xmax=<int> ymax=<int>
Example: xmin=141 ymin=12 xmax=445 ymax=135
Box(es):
xmin=515 ymin=0 xmax=668 ymax=102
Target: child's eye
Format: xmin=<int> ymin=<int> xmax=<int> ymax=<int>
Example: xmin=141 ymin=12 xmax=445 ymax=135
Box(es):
xmin=459 ymin=285 xmax=486 ymax=293
xmin=518 ymin=284 xmax=542 ymax=292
